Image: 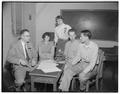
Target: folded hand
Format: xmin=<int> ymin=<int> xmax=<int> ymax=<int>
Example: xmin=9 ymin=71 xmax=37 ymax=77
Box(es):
xmin=19 ymin=59 xmax=27 ymax=66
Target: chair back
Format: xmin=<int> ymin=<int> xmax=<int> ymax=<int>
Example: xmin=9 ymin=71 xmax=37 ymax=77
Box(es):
xmin=96 ymin=49 xmax=105 ymax=78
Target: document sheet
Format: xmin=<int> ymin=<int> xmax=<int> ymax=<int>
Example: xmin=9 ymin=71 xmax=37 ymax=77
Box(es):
xmin=37 ymin=60 xmax=61 ymax=73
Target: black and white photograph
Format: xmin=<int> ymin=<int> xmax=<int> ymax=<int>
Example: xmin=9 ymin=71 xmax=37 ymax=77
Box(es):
xmin=2 ymin=1 xmax=118 ymax=92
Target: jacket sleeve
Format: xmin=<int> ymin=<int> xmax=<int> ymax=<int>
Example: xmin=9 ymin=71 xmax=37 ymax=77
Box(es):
xmin=64 ymin=42 xmax=69 ymax=57
xmin=7 ymin=45 xmax=20 ymax=65
xmin=71 ymin=44 xmax=81 ymax=65
xmin=31 ymin=45 xmax=38 ymax=62
xmin=83 ymin=46 xmax=98 ymax=74
xmin=54 ymin=31 xmax=58 ymax=43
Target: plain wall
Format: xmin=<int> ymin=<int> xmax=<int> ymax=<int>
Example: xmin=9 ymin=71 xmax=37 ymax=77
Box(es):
xmin=3 ymin=3 xmax=16 ymax=68
xmin=36 ymin=2 xmax=118 ymax=47
xmin=22 ymin=3 xmax=36 ymax=47
xmin=3 ymin=3 xmax=36 ymax=68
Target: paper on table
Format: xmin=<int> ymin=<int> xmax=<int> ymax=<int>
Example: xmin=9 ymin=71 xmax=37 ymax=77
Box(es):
xmin=58 ymin=61 xmax=65 ymax=64
xmin=39 ymin=66 xmax=61 ymax=73
xmin=37 ymin=60 xmax=61 ymax=73
xmin=40 ymin=59 xmax=58 ymax=66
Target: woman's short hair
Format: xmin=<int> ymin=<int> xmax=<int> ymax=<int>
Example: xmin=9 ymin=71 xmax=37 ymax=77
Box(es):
xmin=81 ymin=30 xmax=92 ymax=39
xmin=20 ymin=29 xmax=29 ymax=36
xmin=42 ymin=32 xmax=50 ymax=40
xmin=56 ymin=15 xmax=64 ymax=20
xmin=68 ymin=28 xmax=76 ymax=35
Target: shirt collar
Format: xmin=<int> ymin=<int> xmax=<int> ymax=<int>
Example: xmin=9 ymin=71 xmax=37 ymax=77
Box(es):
xmin=21 ymin=40 xmax=26 ymax=47
xmin=83 ymin=41 xmax=92 ymax=48
xmin=58 ymin=23 xmax=65 ymax=27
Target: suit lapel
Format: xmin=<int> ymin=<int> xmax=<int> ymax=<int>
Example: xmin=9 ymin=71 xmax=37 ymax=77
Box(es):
xmin=26 ymin=43 xmax=32 ymax=59
xmin=18 ymin=40 xmax=25 ymax=58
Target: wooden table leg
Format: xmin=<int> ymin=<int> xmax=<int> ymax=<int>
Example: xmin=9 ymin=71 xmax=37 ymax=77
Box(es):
xmin=53 ymin=83 xmax=57 ymax=91
xmin=31 ymin=80 xmax=36 ymax=91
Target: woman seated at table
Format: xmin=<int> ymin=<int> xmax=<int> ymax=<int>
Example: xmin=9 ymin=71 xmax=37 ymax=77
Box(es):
xmin=38 ymin=32 xmax=55 ymax=61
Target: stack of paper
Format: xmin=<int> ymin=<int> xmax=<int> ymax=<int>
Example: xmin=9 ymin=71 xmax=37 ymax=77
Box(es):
xmin=58 ymin=61 xmax=65 ymax=64
xmin=37 ymin=60 xmax=61 ymax=73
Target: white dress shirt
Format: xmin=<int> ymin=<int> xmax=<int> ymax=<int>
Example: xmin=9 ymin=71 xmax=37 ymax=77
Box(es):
xmin=54 ymin=23 xmax=71 ymax=43
xmin=72 ymin=41 xmax=99 ymax=73
xmin=21 ymin=40 xmax=27 ymax=58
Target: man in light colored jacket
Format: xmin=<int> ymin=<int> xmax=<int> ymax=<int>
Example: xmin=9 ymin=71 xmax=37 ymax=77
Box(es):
xmin=7 ymin=29 xmax=37 ymax=91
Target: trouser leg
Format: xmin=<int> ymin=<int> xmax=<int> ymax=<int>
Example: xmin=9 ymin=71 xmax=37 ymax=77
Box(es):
xmin=55 ymin=39 xmax=67 ymax=58
xmin=59 ymin=62 xmax=89 ymax=91
xmin=59 ymin=62 xmax=82 ymax=91
xmin=59 ymin=68 xmax=75 ymax=91
xmin=14 ymin=67 xmax=27 ymax=91
xmin=79 ymin=63 xmax=97 ymax=91
xmin=79 ymin=72 xmax=90 ymax=91
xmin=72 ymin=62 xmax=88 ymax=91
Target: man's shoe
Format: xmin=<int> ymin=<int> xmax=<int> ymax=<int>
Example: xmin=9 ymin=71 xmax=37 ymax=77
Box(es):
xmin=80 ymin=89 xmax=85 ymax=92
xmin=58 ymin=88 xmax=62 ymax=92
xmin=15 ymin=86 xmax=22 ymax=92
xmin=22 ymin=86 xmax=27 ymax=92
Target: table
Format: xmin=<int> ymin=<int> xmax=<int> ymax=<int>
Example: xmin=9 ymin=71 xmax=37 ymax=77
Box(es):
xmin=29 ymin=64 xmax=64 ymax=91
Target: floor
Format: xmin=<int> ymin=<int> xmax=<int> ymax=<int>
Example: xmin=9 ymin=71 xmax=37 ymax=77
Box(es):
xmin=2 ymin=61 xmax=118 ymax=92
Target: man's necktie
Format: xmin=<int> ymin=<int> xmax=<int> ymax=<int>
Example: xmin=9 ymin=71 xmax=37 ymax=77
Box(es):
xmin=25 ymin=44 xmax=30 ymax=62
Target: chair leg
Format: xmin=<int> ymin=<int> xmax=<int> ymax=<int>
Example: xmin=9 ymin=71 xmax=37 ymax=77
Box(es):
xmin=71 ymin=78 xmax=76 ymax=91
xmin=96 ymin=79 xmax=99 ymax=91
xmin=100 ymin=78 xmax=103 ymax=91
xmin=85 ymin=81 xmax=89 ymax=92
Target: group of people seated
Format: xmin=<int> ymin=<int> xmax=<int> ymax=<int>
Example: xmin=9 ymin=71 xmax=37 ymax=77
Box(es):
xmin=6 ymin=15 xmax=99 ymax=92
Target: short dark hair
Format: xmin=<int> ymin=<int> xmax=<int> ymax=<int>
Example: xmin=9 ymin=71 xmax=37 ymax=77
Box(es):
xmin=20 ymin=29 xmax=29 ymax=36
xmin=56 ymin=15 xmax=64 ymax=20
xmin=42 ymin=32 xmax=50 ymax=40
xmin=68 ymin=28 xmax=76 ymax=35
xmin=81 ymin=30 xmax=92 ymax=39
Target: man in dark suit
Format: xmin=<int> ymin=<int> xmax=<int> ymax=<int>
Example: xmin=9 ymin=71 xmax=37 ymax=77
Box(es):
xmin=7 ymin=29 xmax=37 ymax=91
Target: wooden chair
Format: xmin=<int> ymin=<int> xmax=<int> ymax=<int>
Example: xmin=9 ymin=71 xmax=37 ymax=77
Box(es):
xmin=71 ymin=49 xmax=105 ymax=92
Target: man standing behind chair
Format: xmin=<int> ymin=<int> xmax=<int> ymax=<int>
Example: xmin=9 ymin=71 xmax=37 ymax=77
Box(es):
xmin=59 ymin=30 xmax=98 ymax=91
xmin=54 ymin=15 xmax=71 ymax=55
xmin=7 ymin=29 xmax=37 ymax=91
